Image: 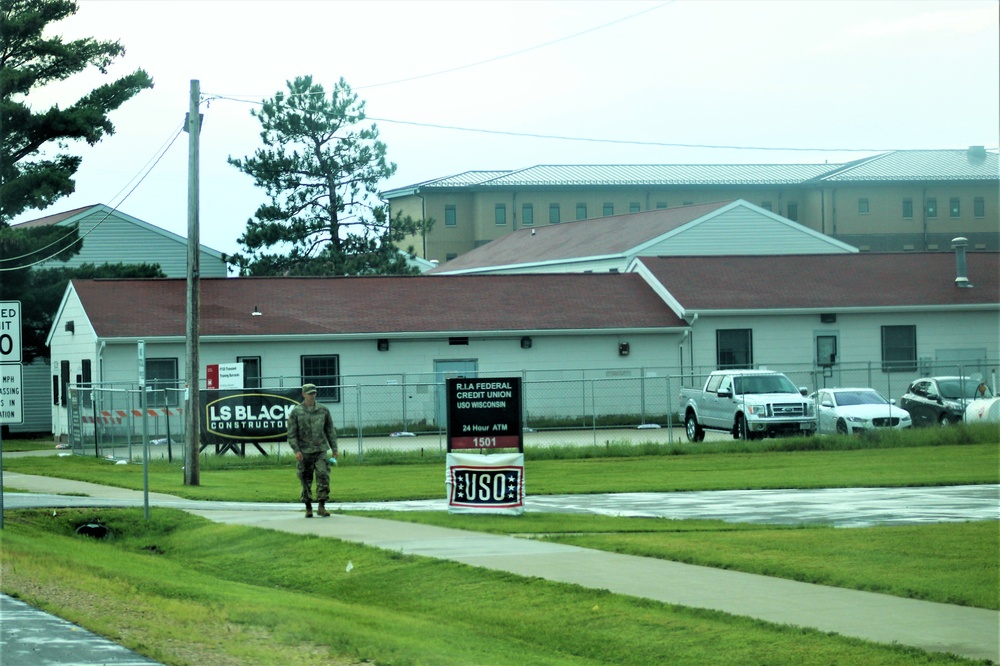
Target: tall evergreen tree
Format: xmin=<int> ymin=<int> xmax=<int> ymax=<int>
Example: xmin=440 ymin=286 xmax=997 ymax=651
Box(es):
xmin=228 ymin=75 xmax=428 ymax=276
xmin=0 ymin=0 xmax=154 ymax=225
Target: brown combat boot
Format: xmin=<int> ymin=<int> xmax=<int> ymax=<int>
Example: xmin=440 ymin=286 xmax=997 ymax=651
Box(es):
xmin=304 ymin=501 xmax=313 ymax=518
xmin=317 ymin=501 xmax=331 ymax=517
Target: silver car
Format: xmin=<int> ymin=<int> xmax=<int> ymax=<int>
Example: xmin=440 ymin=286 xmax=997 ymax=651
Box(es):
xmin=812 ymin=388 xmax=912 ymax=435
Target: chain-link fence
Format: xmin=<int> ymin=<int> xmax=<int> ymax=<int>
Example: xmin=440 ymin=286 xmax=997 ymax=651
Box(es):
xmin=66 ymin=359 xmax=998 ymax=460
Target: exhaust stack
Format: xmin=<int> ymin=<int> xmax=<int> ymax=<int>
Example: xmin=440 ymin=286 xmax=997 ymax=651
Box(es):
xmin=952 ymin=237 xmax=973 ymax=288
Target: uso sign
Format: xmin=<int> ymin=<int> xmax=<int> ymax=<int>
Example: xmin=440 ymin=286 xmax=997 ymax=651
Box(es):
xmin=445 ymin=377 xmax=524 ymax=514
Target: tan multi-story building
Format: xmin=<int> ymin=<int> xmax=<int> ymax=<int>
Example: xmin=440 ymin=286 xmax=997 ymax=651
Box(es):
xmin=385 ymin=147 xmax=998 ymax=263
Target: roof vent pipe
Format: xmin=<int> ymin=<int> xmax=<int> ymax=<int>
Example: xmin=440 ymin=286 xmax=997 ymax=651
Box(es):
xmin=952 ymin=237 xmax=972 ymax=288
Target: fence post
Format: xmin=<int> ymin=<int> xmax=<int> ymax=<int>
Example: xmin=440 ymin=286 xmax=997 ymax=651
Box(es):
xmin=356 ymin=385 xmax=363 ymax=462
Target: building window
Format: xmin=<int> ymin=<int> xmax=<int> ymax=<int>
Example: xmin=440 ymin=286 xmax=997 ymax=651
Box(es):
xmin=301 ymin=355 xmax=340 ymax=401
xmin=576 ymin=203 xmax=587 ymax=220
xmin=949 ymin=197 xmax=960 ymax=218
xmin=881 ymin=325 xmax=916 ymax=372
xmin=902 ymin=198 xmax=913 ymax=219
xmin=760 ymin=201 xmax=772 ymax=211
xmin=495 ymin=203 xmax=507 ymax=226
xmin=522 ymin=203 xmax=534 ymax=226
xmin=602 ymin=202 xmax=614 ymax=216
xmin=444 ymin=205 xmax=456 ymax=227
xmin=816 ymin=335 xmax=837 ymax=367
xmin=146 ymin=358 xmax=180 ymax=406
xmin=973 ymin=196 xmax=985 ymax=218
xmin=445 ymin=253 xmax=457 ymax=261
xmin=858 ymin=198 xmax=869 ymax=214
xmin=682 ymin=201 xmax=694 ymax=206
xmin=549 ymin=204 xmax=560 ymax=224
xmin=786 ymin=202 xmax=798 ymax=221
xmin=238 ymin=356 xmax=261 ymax=389
xmin=717 ymin=329 xmax=752 ymax=369
xmin=629 ymin=202 xmax=641 ymax=213
xmin=655 ymin=202 xmax=667 ymax=209
xmin=926 ymin=197 xmax=937 ymax=218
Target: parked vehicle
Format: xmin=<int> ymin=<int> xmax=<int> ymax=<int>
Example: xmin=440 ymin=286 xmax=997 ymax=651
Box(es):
xmin=899 ymin=376 xmax=995 ymax=426
xmin=679 ymin=369 xmax=816 ymax=441
xmin=811 ymin=388 xmax=911 ymax=435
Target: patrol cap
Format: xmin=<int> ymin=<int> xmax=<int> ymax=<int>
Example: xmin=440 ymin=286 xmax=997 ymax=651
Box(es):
xmin=301 ymin=383 xmax=318 ymax=394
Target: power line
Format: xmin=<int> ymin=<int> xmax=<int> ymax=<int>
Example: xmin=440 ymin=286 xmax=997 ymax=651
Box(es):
xmin=0 ymin=124 xmax=185 ymax=271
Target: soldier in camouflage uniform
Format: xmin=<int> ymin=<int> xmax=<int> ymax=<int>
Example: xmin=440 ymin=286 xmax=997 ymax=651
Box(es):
xmin=287 ymin=383 xmax=337 ymax=517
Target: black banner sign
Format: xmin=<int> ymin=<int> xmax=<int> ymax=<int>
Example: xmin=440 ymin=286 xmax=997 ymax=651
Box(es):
xmin=446 ymin=377 xmax=522 ymax=451
xmin=200 ymin=389 xmax=301 ymax=444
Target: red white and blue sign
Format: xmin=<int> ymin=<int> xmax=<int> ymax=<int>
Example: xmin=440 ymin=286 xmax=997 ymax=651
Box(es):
xmin=446 ymin=452 xmax=524 ymax=514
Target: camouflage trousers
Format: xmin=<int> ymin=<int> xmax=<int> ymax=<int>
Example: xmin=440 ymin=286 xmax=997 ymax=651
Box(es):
xmin=296 ymin=450 xmax=330 ymax=503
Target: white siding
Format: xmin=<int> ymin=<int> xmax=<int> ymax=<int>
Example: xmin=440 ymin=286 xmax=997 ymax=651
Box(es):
xmin=34 ymin=208 xmax=227 ymax=277
xmin=643 ymin=207 xmax=854 ymax=256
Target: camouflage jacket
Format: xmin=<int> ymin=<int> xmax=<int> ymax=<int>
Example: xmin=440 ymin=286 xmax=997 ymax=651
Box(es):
xmin=287 ymin=403 xmax=337 ymax=455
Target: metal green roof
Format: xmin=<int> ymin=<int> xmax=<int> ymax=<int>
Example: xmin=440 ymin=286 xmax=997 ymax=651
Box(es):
xmin=815 ymin=149 xmax=999 ymax=182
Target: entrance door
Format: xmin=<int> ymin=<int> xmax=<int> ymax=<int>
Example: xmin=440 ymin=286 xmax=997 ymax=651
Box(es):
xmin=435 ymin=359 xmax=478 ymax=428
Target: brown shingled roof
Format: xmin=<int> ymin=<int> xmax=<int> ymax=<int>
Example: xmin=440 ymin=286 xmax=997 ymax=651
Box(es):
xmin=13 ymin=205 xmax=98 ymax=227
xmin=72 ymin=273 xmax=686 ymax=338
xmin=428 ymin=201 xmax=733 ymax=273
xmin=636 ymin=253 xmax=1000 ymax=311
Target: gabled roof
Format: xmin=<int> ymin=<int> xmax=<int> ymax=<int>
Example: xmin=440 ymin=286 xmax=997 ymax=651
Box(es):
xmin=68 ymin=273 xmax=686 ymax=339
xmin=384 ymin=149 xmax=999 ymax=195
xmin=814 ymin=149 xmax=998 ymax=182
xmin=12 ymin=204 xmax=225 ymax=259
xmin=428 ymin=201 xmax=734 ymax=274
xmin=634 ymin=252 xmax=1000 ymax=314
xmin=428 ymin=200 xmax=856 ymax=274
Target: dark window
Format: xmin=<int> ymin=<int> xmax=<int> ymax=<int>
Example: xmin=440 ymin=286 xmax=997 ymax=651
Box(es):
xmin=881 ymin=325 xmax=917 ymax=372
xmin=602 ymin=202 xmax=614 ymax=216
xmin=974 ymin=196 xmax=985 ymax=218
xmin=445 ymin=253 xmax=457 ymax=261
xmin=576 ymin=203 xmax=587 ymax=220
xmin=238 ymin=356 xmax=261 ymax=389
xmin=521 ymin=203 xmax=534 ymax=226
xmin=717 ymin=329 xmax=752 ymax=369
xmin=760 ymin=201 xmax=772 ymax=211
xmin=629 ymin=202 xmax=641 ymax=213
xmin=301 ymin=355 xmax=340 ymax=401
xmin=146 ymin=358 xmax=180 ymax=406
xmin=926 ymin=197 xmax=938 ymax=218
xmin=494 ymin=203 xmax=507 ymax=226
xmin=949 ymin=197 xmax=960 ymax=218
xmin=816 ymin=335 xmax=837 ymax=366
xmin=786 ymin=202 xmax=798 ymax=221
xmin=445 ymin=205 xmax=456 ymax=227
xmin=549 ymin=204 xmax=560 ymax=224
xmin=655 ymin=202 xmax=667 ymax=209
xmin=81 ymin=359 xmax=92 ymax=408
xmin=858 ymin=198 xmax=869 ymax=214
xmin=60 ymin=360 xmax=70 ymax=407
xmin=902 ymin=198 xmax=913 ymax=219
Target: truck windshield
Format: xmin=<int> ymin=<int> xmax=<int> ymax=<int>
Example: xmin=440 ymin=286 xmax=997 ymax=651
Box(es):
xmin=733 ymin=374 xmax=798 ymax=395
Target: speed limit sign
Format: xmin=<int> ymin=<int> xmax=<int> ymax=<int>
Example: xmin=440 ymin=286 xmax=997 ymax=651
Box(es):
xmin=0 ymin=302 xmax=20 ymax=364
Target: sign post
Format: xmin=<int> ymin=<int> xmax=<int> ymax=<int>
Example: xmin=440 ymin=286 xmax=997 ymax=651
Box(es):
xmin=0 ymin=301 xmax=24 ymax=530
xmin=445 ymin=377 xmax=524 ymax=514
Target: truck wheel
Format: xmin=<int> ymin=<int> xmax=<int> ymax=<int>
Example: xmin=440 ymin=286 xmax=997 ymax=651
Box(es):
xmin=836 ymin=419 xmax=849 ymax=435
xmin=685 ymin=413 xmax=705 ymax=442
xmin=938 ymin=413 xmax=952 ymax=426
xmin=734 ymin=414 xmax=748 ymax=440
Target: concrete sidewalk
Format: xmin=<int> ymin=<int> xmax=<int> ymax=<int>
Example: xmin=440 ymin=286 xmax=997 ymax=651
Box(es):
xmin=2 ymin=472 xmax=998 ymax=662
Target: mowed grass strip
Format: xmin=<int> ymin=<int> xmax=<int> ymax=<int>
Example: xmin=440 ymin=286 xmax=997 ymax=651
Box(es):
xmin=3 ymin=442 xmax=997 ymax=502
xmin=350 ymin=512 xmax=1000 ymax=610
xmin=1 ymin=508 xmax=982 ymax=666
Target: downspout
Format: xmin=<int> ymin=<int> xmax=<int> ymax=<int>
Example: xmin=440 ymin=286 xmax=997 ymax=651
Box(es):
xmin=820 ymin=190 xmax=826 ymax=235
xmin=921 ymin=187 xmax=927 ymax=251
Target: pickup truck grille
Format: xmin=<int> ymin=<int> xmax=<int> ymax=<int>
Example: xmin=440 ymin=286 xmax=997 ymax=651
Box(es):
xmin=771 ymin=403 xmax=807 ymax=417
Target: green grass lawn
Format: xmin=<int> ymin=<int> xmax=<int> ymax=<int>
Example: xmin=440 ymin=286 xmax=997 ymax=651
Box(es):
xmin=2 ymin=429 xmax=998 ymax=665
xmin=1 ymin=507 xmax=989 ymax=666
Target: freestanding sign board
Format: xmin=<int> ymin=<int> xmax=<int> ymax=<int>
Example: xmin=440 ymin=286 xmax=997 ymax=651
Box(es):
xmin=445 ymin=377 xmax=524 ymax=514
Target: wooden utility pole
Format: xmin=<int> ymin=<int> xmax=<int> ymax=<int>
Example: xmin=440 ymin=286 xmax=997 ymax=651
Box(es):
xmin=184 ymin=79 xmax=201 ymax=485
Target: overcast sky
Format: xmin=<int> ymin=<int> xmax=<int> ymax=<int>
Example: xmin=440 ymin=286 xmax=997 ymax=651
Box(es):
xmin=14 ymin=0 xmax=999 ymax=259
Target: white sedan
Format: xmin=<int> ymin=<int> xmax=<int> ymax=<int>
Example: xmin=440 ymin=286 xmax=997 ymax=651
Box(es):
xmin=811 ymin=388 xmax=912 ymax=435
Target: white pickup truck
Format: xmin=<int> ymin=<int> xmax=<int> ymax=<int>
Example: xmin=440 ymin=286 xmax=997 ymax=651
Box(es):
xmin=678 ymin=369 xmax=816 ymax=441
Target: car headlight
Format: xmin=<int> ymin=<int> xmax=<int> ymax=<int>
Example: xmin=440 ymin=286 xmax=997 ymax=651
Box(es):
xmin=845 ymin=416 xmax=867 ymax=423
xmin=901 ymin=414 xmax=911 ymax=422
xmin=746 ymin=404 xmax=769 ymax=416
xmin=944 ymin=401 xmax=965 ymax=414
